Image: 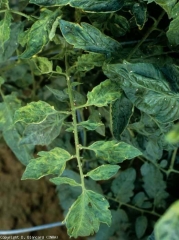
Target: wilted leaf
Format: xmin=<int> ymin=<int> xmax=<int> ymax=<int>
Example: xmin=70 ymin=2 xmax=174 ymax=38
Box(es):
xmin=64 ymin=189 xmax=111 ymax=238
xmin=22 ymin=147 xmax=72 ymax=179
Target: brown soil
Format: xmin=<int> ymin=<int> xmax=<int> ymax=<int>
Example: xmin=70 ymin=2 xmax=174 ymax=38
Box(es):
xmin=0 ymin=144 xmax=85 ymax=239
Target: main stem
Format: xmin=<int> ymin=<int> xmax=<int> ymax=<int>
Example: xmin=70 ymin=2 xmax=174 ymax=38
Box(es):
xmin=65 ymin=54 xmax=85 ymax=190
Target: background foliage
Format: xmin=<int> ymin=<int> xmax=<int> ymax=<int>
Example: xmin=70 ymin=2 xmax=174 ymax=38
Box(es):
xmin=1 ymin=0 xmax=179 ymax=239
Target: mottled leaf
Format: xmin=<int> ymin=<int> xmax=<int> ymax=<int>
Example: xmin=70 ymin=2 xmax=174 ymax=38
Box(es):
xmin=19 ymin=113 xmax=67 ymax=145
xmin=50 ymin=176 xmax=81 ymax=186
xmin=135 ymin=216 xmax=148 ymax=238
xmin=111 ymin=168 xmax=136 ymax=203
xmin=21 ymin=147 xmax=72 ymax=180
xmin=30 ymin=0 xmax=124 ymax=13
xmin=104 ymin=62 xmax=179 ymax=123
xmin=64 ymin=189 xmax=111 ymax=238
xmin=14 ymin=100 xmax=58 ymax=124
xmin=0 ymin=10 xmax=12 ymax=51
xmin=85 ymin=164 xmax=120 ymax=181
xmin=31 ymin=57 xmax=53 ymax=74
xmin=155 ymin=201 xmax=179 ymax=240
xmin=59 ymin=20 xmax=121 ymax=57
xmin=86 ymin=140 xmax=142 ymax=163
xmin=86 ymin=79 xmax=121 ymax=107
xmin=77 ymin=119 xmax=104 ymax=131
xmin=20 ymin=9 xmax=60 ymax=58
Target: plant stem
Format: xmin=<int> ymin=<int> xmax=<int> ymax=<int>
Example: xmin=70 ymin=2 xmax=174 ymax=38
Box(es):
xmin=127 ymin=11 xmax=165 ymax=61
xmin=65 ymin=54 xmax=85 ymax=190
xmin=107 ymin=196 xmax=161 ymax=217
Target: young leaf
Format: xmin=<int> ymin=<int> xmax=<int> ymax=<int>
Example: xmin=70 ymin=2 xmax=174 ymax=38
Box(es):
xmin=19 ymin=113 xmax=67 ymax=145
xmin=154 ymin=200 xmax=179 ymax=240
xmin=14 ymin=100 xmax=58 ymax=124
xmin=59 ymin=20 xmax=121 ymax=57
xmin=0 ymin=10 xmax=12 ymax=51
xmin=86 ymin=79 xmax=121 ymax=107
xmin=31 ymin=57 xmax=53 ymax=74
xmin=30 ymin=0 xmax=124 ymax=13
xmin=21 ymin=147 xmax=72 ymax=180
xmin=110 ymin=94 xmax=133 ymax=140
xmin=50 ymin=176 xmax=81 ymax=186
xmin=64 ymin=189 xmax=111 ymax=238
xmin=111 ymin=168 xmax=136 ymax=203
xmin=77 ymin=119 xmax=104 ymax=131
xmin=85 ymin=164 xmax=120 ymax=181
xmin=86 ymin=140 xmax=142 ymax=163
xmin=141 ymin=163 xmax=168 ymax=208
xmin=135 ymin=216 xmax=148 ymax=238
xmin=46 ymin=86 xmax=69 ymax=102
xmin=20 ymin=9 xmax=60 ymax=58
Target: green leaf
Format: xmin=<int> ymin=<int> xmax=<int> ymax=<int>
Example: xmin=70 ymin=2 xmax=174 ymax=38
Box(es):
xmin=110 ymin=94 xmax=133 ymax=140
xmin=85 ymin=164 xmax=120 ymax=180
xmin=0 ymin=10 xmax=12 ymax=51
xmin=0 ymin=76 xmax=5 ymax=85
xmin=141 ymin=163 xmax=168 ymax=208
xmin=154 ymin=201 xmax=179 ymax=240
xmin=86 ymin=140 xmax=142 ymax=163
xmin=153 ymin=0 xmax=177 ymax=16
xmin=59 ymin=20 xmax=121 ymax=57
xmin=96 ymin=209 xmax=129 ymax=240
xmin=132 ymin=2 xmax=147 ymax=30
xmin=30 ymin=0 xmax=124 ymax=13
xmin=14 ymin=100 xmax=58 ymax=124
xmin=86 ymin=79 xmax=121 ymax=107
xmin=167 ymin=17 xmax=179 ymax=46
xmin=31 ymin=57 xmax=53 ymax=74
xmin=46 ymin=86 xmax=69 ymax=102
xmin=107 ymin=15 xmax=129 ymax=37
xmin=20 ymin=9 xmax=60 ymax=59
xmin=104 ymin=62 xmax=179 ymax=123
xmin=64 ymin=189 xmax=111 ymax=238
xmin=135 ymin=216 xmax=148 ymax=238
xmin=50 ymin=176 xmax=81 ymax=186
xmin=21 ymin=147 xmax=72 ymax=180
xmin=77 ymin=119 xmax=104 ymax=131
xmin=19 ymin=113 xmax=67 ymax=145
xmin=111 ymin=168 xmax=136 ymax=203
xmin=132 ymin=192 xmax=152 ymax=209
